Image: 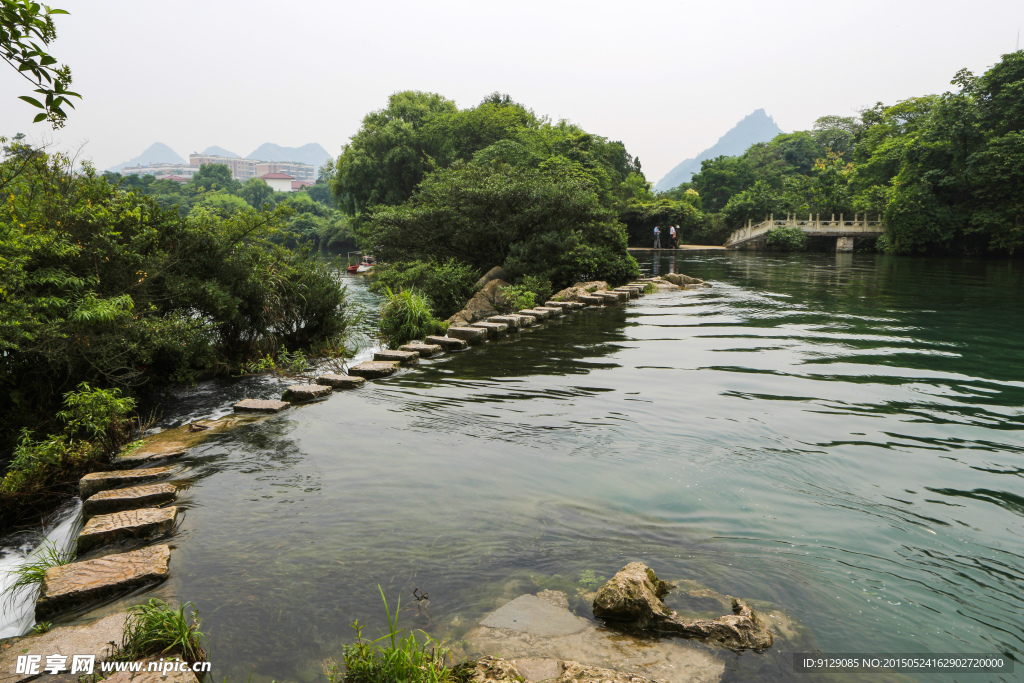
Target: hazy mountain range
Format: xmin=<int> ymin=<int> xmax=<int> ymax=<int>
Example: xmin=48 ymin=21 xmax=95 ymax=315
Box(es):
xmin=108 ymin=142 xmax=332 ymax=172
xmin=654 ymin=109 xmax=783 ymax=192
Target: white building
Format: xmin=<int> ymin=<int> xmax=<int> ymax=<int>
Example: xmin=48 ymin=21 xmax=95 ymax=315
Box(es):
xmin=260 ymin=172 xmax=295 ymax=193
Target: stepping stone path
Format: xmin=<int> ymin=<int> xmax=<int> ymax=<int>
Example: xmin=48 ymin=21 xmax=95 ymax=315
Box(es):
xmin=577 ymin=294 xmax=604 ymax=305
xmin=80 ymin=466 xmax=174 ymax=500
xmin=36 ymin=545 xmax=171 ymax=620
xmin=595 ymin=292 xmax=622 ymax=304
xmin=77 ymin=506 xmax=177 ymax=553
xmin=113 ymin=441 xmax=188 ymax=467
xmin=470 ymin=321 xmax=508 ymax=338
xmin=615 ymin=287 xmax=640 ymax=299
xmin=509 ymin=314 xmax=535 ymax=327
xmin=374 ymin=349 xmax=419 ymax=364
xmin=545 ymin=301 xmax=582 ymax=310
xmin=447 ymin=326 xmax=487 ymax=343
xmin=488 ymin=315 xmax=521 ymax=330
xmin=535 ymin=306 xmax=564 ymax=317
xmin=282 ymin=384 xmax=332 ymax=402
xmin=316 ymin=373 xmax=367 ymax=389
xmin=424 ymin=335 xmax=468 ymax=350
xmin=233 ymin=398 xmax=290 ymax=413
xmin=518 ymin=308 xmax=551 ymax=320
xmin=0 ymin=611 xmax=128 ymax=683
xmin=83 ymin=483 xmax=177 ymax=517
xmin=349 ymin=360 xmax=401 ymax=378
xmin=399 ymin=342 xmax=443 ymax=357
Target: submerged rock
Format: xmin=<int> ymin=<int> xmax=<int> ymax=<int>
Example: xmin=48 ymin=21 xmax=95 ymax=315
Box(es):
xmin=593 ymin=563 xmax=773 ymax=651
xmin=551 ymin=281 xmax=610 ymax=302
xmin=661 ymin=273 xmax=710 ymax=288
xmin=466 ymin=591 xmax=724 ymax=683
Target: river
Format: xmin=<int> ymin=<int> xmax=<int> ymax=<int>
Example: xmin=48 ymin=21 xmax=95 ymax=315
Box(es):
xmin=4 ymin=252 xmax=1022 ymax=681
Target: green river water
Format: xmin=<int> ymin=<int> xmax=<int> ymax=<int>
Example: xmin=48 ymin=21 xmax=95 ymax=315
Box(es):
xmin=89 ymin=252 xmax=1024 ymax=681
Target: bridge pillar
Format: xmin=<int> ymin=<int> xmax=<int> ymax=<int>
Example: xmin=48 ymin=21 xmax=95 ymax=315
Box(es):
xmin=836 ymin=236 xmax=854 ymax=252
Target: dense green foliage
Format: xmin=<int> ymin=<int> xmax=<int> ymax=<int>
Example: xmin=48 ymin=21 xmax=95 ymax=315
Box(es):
xmin=0 ymin=148 xmax=353 ymax=522
xmin=1 ymin=1 xmax=80 ymax=127
xmin=672 ymin=51 xmax=1024 ymax=255
xmin=334 ymin=92 xmax=641 ymax=302
xmin=764 ymin=225 xmax=808 ymax=252
xmin=370 ymin=258 xmax=477 ymax=320
xmin=377 ymin=288 xmax=446 ymax=347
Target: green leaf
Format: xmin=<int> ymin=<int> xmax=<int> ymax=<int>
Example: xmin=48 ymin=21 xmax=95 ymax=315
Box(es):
xmin=18 ymin=95 xmax=44 ymax=109
xmin=33 ymin=113 xmax=47 ymax=123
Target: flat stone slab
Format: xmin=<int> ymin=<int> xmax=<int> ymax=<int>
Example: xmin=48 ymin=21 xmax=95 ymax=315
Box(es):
xmin=83 ymin=483 xmax=177 ymax=518
xmin=374 ymin=349 xmax=419 ymax=364
xmin=281 ymin=384 xmax=332 ymax=401
xmin=595 ymin=292 xmax=622 ymax=303
xmin=112 ymin=441 xmax=187 ymax=467
xmin=399 ymin=342 xmax=443 ymax=357
xmin=470 ymin=321 xmax=508 ymax=337
xmin=487 ymin=316 xmax=521 ymax=331
xmin=233 ymin=398 xmax=290 ymax=413
xmin=36 ymin=545 xmax=171 ymax=621
xmin=518 ymin=308 xmax=551 ymax=320
xmin=77 ymin=506 xmax=177 ymax=553
xmin=80 ymin=467 xmax=174 ymax=500
xmin=577 ymin=295 xmax=604 ymax=305
xmin=424 ymin=335 xmax=468 ymax=351
xmin=545 ymin=301 xmax=581 ymax=310
xmin=349 ymin=360 xmax=400 ymax=378
xmin=316 ymin=373 xmax=367 ymax=389
xmin=509 ymin=314 xmax=535 ymax=327
xmin=481 ymin=595 xmax=590 ymax=638
xmin=0 ymin=612 xmax=127 ymax=683
xmin=614 ymin=288 xmax=640 ymax=299
xmin=447 ymin=326 xmax=487 ymax=342
xmin=535 ymin=306 xmax=564 ymax=317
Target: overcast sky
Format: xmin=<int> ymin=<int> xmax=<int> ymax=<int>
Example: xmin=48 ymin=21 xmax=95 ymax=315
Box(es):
xmin=2 ymin=0 xmax=1022 ymax=183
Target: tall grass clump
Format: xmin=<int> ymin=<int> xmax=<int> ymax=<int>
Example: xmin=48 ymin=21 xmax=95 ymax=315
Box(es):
xmin=120 ymin=599 xmax=207 ymax=664
xmin=378 ymin=288 xmax=447 ymax=347
xmin=1 ymin=540 xmax=73 ymax=608
xmin=325 ymin=586 xmax=454 ymax=683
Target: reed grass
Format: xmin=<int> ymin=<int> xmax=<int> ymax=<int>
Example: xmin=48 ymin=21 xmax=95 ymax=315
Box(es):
xmin=1 ymin=540 xmax=73 ymax=608
xmin=120 ymin=599 xmax=207 ymax=664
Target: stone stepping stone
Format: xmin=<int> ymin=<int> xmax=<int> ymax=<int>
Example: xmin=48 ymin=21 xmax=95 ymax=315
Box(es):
xmin=80 ymin=466 xmax=174 ymax=500
xmin=282 ymin=384 xmax=332 ymax=402
xmin=509 ymin=314 xmax=535 ymax=327
xmin=614 ymin=287 xmax=640 ymax=299
xmin=470 ymin=321 xmax=508 ymax=338
xmin=233 ymin=398 xmax=290 ymax=413
xmin=487 ymin=315 xmax=521 ymax=331
xmin=36 ymin=545 xmax=170 ymax=621
xmin=374 ymin=349 xmax=419 ymax=364
xmin=83 ymin=483 xmax=177 ymax=517
xmin=544 ymin=301 xmax=581 ymax=311
xmin=113 ymin=441 xmax=187 ymax=467
xmin=0 ymin=611 xmax=128 ymax=682
xmin=77 ymin=506 xmax=177 ymax=553
xmin=447 ymin=326 xmax=487 ymax=343
xmin=349 ymin=360 xmax=401 ymax=378
xmin=424 ymin=335 xmax=468 ymax=350
xmin=399 ymin=342 xmax=443 ymax=357
xmin=518 ymin=308 xmax=551 ymax=320
xmin=577 ymin=295 xmax=603 ymax=305
xmin=595 ymin=292 xmax=623 ymax=303
xmin=535 ymin=306 xmax=564 ymax=317
xmin=316 ymin=373 xmax=367 ymax=389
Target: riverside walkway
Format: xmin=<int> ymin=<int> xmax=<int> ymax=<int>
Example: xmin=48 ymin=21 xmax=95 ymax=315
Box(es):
xmin=725 ymin=214 xmax=885 ymax=251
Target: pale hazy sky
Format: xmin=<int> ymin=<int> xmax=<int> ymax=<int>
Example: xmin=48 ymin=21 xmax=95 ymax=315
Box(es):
xmin=2 ymin=0 xmax=1022 ymax=183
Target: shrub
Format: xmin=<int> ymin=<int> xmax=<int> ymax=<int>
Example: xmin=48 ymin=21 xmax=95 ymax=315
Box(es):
xmin=121 ymin=599 xmax=207 ymax=664
xmin=518 ymin=275 xmax=552 ymax=305
xmin=378 ymin=288 xmax=447 ymax=347
xmin=498 ymin=284 xmax=534 ymax=312
xmin=764 ymin=225 xmax=808 ymax=251
xmin=370 ymin=259 xmax=478 ymax=319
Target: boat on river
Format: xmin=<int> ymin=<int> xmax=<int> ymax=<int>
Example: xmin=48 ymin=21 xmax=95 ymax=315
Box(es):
xmin=346 ymin=252 xmax=376 ymax=274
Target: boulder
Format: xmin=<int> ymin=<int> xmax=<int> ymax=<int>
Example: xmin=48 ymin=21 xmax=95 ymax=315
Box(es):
xmin=233 ymin=398 xmax=290 ymax=413
xmin=474 ymin=266 xmax=509 ymax=290
xmin=77 ymin=506 xmax=177 ymax=553
xmin=348 ymin=360 xmax=400 ymax=378
xmin=661 ymin=273 xmax=709 ymax=288
xmin=80 ymin=467 xmax=174 ymax=500
xmin=0 ymin=612 xmax=127 ymax=683
xmin=550 ymin=281 xmax=610 ymax=303
xmin=36 ymin=545 xmax=171 ymax=620
xmin=449 ymin=279 xmax=511 ymax=325
xmin=316 ymin=373 xmax=367 ymax=389
xmin=281 ymin=384 xmax=332 ymax=402
xmin=593 ymin=563 xmax=773 ymax=651
xmin=83 ymin=483 xmax=177 ymax=517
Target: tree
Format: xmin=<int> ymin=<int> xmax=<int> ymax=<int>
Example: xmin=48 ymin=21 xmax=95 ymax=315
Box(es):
xmin=188 ymin=162 xmax=237 ymax=193
xmin=1 ymin=1 xmax=80 ymax=127
xmin=239 ymin=177 xmax=275 ymax=209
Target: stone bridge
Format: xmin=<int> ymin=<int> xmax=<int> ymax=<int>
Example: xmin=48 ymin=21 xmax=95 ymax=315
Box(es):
xmin=725 ymin=214 xmax=885 ymax=252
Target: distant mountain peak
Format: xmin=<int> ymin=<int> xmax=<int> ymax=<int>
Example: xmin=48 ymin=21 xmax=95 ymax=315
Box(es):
xmin=654 ymin=110 xmax=784 ymax=192
xmin=108 ymin=142 xmax=184 ymax=172
xmin=201 ymin=145 xmax=239 ymax=158
xmin=245 ymin=142 xmax=331 ymax=167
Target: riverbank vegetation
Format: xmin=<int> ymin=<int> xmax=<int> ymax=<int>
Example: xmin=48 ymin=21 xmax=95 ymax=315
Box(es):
xmin=668 ymin=51 xmax=1024 ymax=255
xmin=0 ymin=146 xmax=353 ymax=529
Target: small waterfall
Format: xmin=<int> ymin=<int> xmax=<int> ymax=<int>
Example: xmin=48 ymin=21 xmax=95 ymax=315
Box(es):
xmin=0 ymin=499 xmax=83 ymax=638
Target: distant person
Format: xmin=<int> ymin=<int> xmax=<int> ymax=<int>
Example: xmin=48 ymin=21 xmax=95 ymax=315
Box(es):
xmin=673 ymin=225 xmax=681 ymax=249
xmin=653 ymin=225 xmax=661 ymax=249
xmin=669 ymin=225 xmax=677 ymax=249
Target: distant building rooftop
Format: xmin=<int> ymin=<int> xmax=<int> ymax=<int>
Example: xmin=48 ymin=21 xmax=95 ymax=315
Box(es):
xmin=260 ymin=172 xmax=295 ymax=180
xmin=291 ymin=180 xmax=315 ymax=190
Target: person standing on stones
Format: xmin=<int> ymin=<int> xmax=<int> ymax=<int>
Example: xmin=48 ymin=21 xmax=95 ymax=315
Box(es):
xmin=673 ymin=225 xmax=681 ymax=249
xmin=669 ymin=225 xmax=676 ymax=249
xmin=653 ymin=225 xmax=661 ymax=249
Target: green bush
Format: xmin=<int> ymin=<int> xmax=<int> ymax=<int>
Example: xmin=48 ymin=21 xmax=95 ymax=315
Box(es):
xmin=121 ymin=599 xmax=207 ymax=664
xmin=764 ymin=225 xmax=808 ymax=251
xmin=518 ymin=275 xmax=552 ymax=304
xmin=378 ymin=288 xmax=447 ymax=347
xmin=497 ymin=284 xmax=535 ymax=312
xmin=370 ymin=258 xmax=478 ymax=319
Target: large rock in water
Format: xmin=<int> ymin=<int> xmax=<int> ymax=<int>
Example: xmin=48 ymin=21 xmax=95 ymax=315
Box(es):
xmin=465 ymin=590 xmax=724 ymax=683
xmin=550 ymin=281 xmax=610 ymax=303
xmin=661 ymin=273 xmax=710 ymax=288
xmin=593 ymin=562 xmax=773 ymax=651
xmin=449 ymin=279 xmax=510 ymax=325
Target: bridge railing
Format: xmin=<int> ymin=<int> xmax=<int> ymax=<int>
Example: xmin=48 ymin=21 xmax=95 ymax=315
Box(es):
xmin=725 ymin=215 xmax=885 ymax=248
